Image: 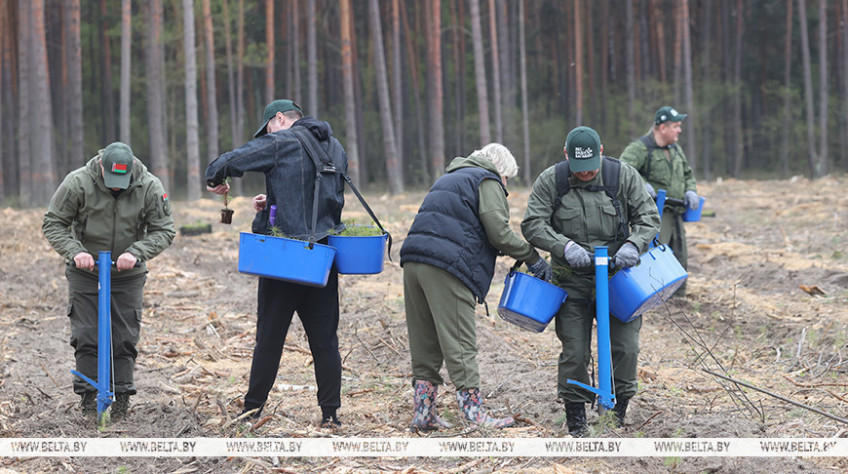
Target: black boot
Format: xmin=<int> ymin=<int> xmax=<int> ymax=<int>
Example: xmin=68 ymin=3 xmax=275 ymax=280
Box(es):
xmin=80 ymin=392 xmax=96 ymax=418
xmin=564 ymin=402 xmax=587 ymax=437
xmin=612 ymin=398 xmax=629 ymax=427
xmin=111 ymin=393 xmax=131 ymax=422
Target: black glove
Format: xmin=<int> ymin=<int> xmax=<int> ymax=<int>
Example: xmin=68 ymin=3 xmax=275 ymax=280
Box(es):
xmin=527 ymin=258 xmax=553 ymax=282
xmin=684 ymin=190 xmax=700 ymax=210
xmin=563 ymin=242 xmax=592 ymax=268
xmin=612 ymin=242 xmax=640 ymax=269
xmin=645 ymin=183 xmax=657 ymax=199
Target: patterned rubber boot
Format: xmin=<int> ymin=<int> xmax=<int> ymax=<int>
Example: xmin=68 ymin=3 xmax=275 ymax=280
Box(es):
xmin=565 ymin=402 xmax=588 ymax=437
xmin=410 ymin=380 xmax=453 ymax=432
xmin=612 ymin=397 xmax=630 ymax=427
xmin=455 ymin=388 xmax=514 ymax=429
xmin=111 ymin=393 xmax=131 ymax=422
xmin=80 ymin=392 xmax=96 ymax=418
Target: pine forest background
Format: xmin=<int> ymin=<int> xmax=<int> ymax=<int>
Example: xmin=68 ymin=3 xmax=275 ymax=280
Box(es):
xmin=2 ymin=0 xmax=847 ymax=206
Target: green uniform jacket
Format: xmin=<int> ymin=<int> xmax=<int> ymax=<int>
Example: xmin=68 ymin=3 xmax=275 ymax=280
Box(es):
xmin=618 ymin=135 xmax=697 ymax=200
xmin=459 ymin=155 xmax=541 ymax=266
xmin=42 ymin=154 xmax=176 ymax=279
xmin=521 ymin=158 xmax=660 ymax=274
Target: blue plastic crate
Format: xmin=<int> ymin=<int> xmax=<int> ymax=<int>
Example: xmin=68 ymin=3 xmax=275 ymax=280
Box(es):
xmin=238 ymin=232 xmax=336 ymax=287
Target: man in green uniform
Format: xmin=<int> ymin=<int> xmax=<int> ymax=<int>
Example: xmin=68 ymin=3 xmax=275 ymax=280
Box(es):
xmin=43 ymin=142 xmax=175 ymax=421
xmin=619 ymin=106 xmax=700 ymax=296
xmin=521 ymin=127 xmax=660 ymax=436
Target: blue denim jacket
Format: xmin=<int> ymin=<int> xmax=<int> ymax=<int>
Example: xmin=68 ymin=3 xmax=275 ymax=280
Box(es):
xmin=205 ymin=117 xmax=347 ymax=240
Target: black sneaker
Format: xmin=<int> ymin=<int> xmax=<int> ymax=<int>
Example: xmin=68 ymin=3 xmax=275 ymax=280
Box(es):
xmin=80 ymin=392 xmax=96 ymax=418
xmin=320 ymin=415 xmax=342 ymax=428
xmin=111 ymin=393 xmax=131 ymax=422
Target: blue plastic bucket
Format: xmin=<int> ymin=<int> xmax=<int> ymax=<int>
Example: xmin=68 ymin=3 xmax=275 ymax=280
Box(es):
xmin=327 ymin=227 xmax=388 ymax=274
xmin=608 ymin=245 xmax=687 ymax=322
xmin=682 ymin=196 xmax=706 ymax=222
xmin=238 ymin=232 xmax=336 ymax=287
xmin=497 ymin=272 xmax=568 ymax=332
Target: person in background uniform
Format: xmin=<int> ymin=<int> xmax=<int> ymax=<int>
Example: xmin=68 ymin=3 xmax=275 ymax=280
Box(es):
xmin=400 ymin=143 xmax=552 ymax=431
xmin=521 ymin=127 xmax=660 ymax=437
xmin=42 ymin=142 xmax=175 ymax=421
xmin=205 ymin=99 xmax=348 ymax=428
xmin=619 ymin=106 xmax=700 ymax=296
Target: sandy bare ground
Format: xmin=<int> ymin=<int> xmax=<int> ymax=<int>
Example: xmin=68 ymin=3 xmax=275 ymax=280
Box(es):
xmin=1 ymin=175 xmax=846 ymax=473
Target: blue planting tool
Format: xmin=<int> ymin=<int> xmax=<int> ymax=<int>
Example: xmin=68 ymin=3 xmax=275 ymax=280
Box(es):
xmin=648 ymin=189 xmax=668 ymax=249
xmin=566 ymin=246 xmax=616 ymax=410
xmin=70 ymin=251 xmax=114 ymax=425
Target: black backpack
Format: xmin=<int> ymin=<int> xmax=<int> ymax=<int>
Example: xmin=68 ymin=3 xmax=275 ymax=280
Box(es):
xmin=553 ymin=155 xmax=629 ymax=241
xmin=637 ymin=134 xmax=680 ymax=181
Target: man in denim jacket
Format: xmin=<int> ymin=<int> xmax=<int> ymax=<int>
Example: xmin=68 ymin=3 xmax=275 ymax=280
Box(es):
xmin=206 ymin=99 xmax=347 ymax=428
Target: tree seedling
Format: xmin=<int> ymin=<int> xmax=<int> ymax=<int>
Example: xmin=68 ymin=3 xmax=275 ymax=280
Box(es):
xmin=220 ymin=179 xmax=234 ymax=224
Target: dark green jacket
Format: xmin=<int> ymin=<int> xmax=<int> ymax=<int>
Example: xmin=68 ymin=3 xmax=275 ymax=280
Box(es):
xmin=619 ymin=134 xmax=697 ymax=200
xmin=521 ymin=158 xmax=660 ymax=275
xmin=42 ymin=153 xmax=175 ymax=279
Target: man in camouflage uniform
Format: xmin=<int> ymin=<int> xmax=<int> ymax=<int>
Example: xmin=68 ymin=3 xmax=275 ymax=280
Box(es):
xmin=619 ymin=106 xmax=700 ymax=295
xmin=522 ymin=126 xmax=660 ymax=436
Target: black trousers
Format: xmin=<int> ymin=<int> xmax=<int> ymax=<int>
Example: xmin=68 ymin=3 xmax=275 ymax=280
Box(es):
xmin=244 ymin=270 xmax=342 ymax=412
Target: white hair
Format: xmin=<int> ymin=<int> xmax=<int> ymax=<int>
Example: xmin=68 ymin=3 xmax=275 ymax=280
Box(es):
xmin=476 ymin=143 xmax=519 ymax=179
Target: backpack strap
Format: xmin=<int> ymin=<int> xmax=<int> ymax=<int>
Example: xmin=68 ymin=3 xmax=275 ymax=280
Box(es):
xmin=638 ymin=134 xmax=680 ymax=182
xmin=638 ymin=135 xmax=655 ymax=181
xmin=597 ymin=156 xmax=629 ymax=242
xmin=291 ymin=127 xmax=393 ymax=259
xmin=553 ymin=156 xmax=629 ymax=242
xmin=553 ymin=160 xmax=571 ymax=208
xmin=291 ymin=128 xmax=336 ymax=246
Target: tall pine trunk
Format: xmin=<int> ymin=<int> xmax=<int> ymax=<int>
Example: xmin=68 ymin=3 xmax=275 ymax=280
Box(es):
xmin=797 ymin=0 xmax=819 ymax=178
xmin=488 ymin=0 xmax=503 ymax=143
xmin=146 ymin=0 xmax=169 ymax=190
xmin=681 ymin=0 xmax=695 ymax=170
xmin=427 ymin=0 xmax=444 ymax=178
xmin=31 ymin=0 xmax=57 ymax=204
xmin=201 ymin=0 xmax=219 ymax=161
xmin=368 ymin=0 xmax=402 ymax=193
xmin=340 ymin=0 xmax=360 ymax=187
xmin=469 ymin=0 xmax=490 ymax=145
xmin=574 ymin=0 xmax=583 ymax=125
xmin=183 ymin=0 xmax=201 ymax=201
xmin=65 ymin=0 xmax=82 ymax=167
xmin=119 ymin=0 xmax=131 ymax=145
xmin=264 ymin=0 xmax=274 ymax=103
xmin=732 ymin=0 xmax=743 ymax=177
xmin=98 ymin=0 xmax=115 ymax=144
xmin=625 ymin=0 xmax=636 ymax=138
xmin=781 ymin=0 xmax=794 ymax=177
xmin=519 ymin=0 xmax=531 ymax=185
xmin=222 ymin=0 xmax=237 ymax=149
xmin=391 ymin=0 xmax=403 ymax=166
xmin=816 ymin=0 xmax=827 ymax=177
xmin=307 ymin=0 xmax=318 ymax=115
xmin=18 ymin=0 xmax=32 ymax=203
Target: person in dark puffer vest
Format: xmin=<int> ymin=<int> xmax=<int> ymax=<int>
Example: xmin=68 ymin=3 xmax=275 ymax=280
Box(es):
xmin=400 ymin=143 xmax=552 ymax=431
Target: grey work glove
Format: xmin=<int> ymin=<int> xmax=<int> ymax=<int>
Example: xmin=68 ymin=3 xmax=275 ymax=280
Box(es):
xmin=563 ymin=241 xmax=592 ymax=268
xmin=684 ymin=190 xmax=700 ymax=210
xmin=527 ymin=258 xmax=553 ymax=282
xmin=612 ymin=242 xmax=640 ymax=269
xmin=645 ymin=182 xmax=657 ymax=199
